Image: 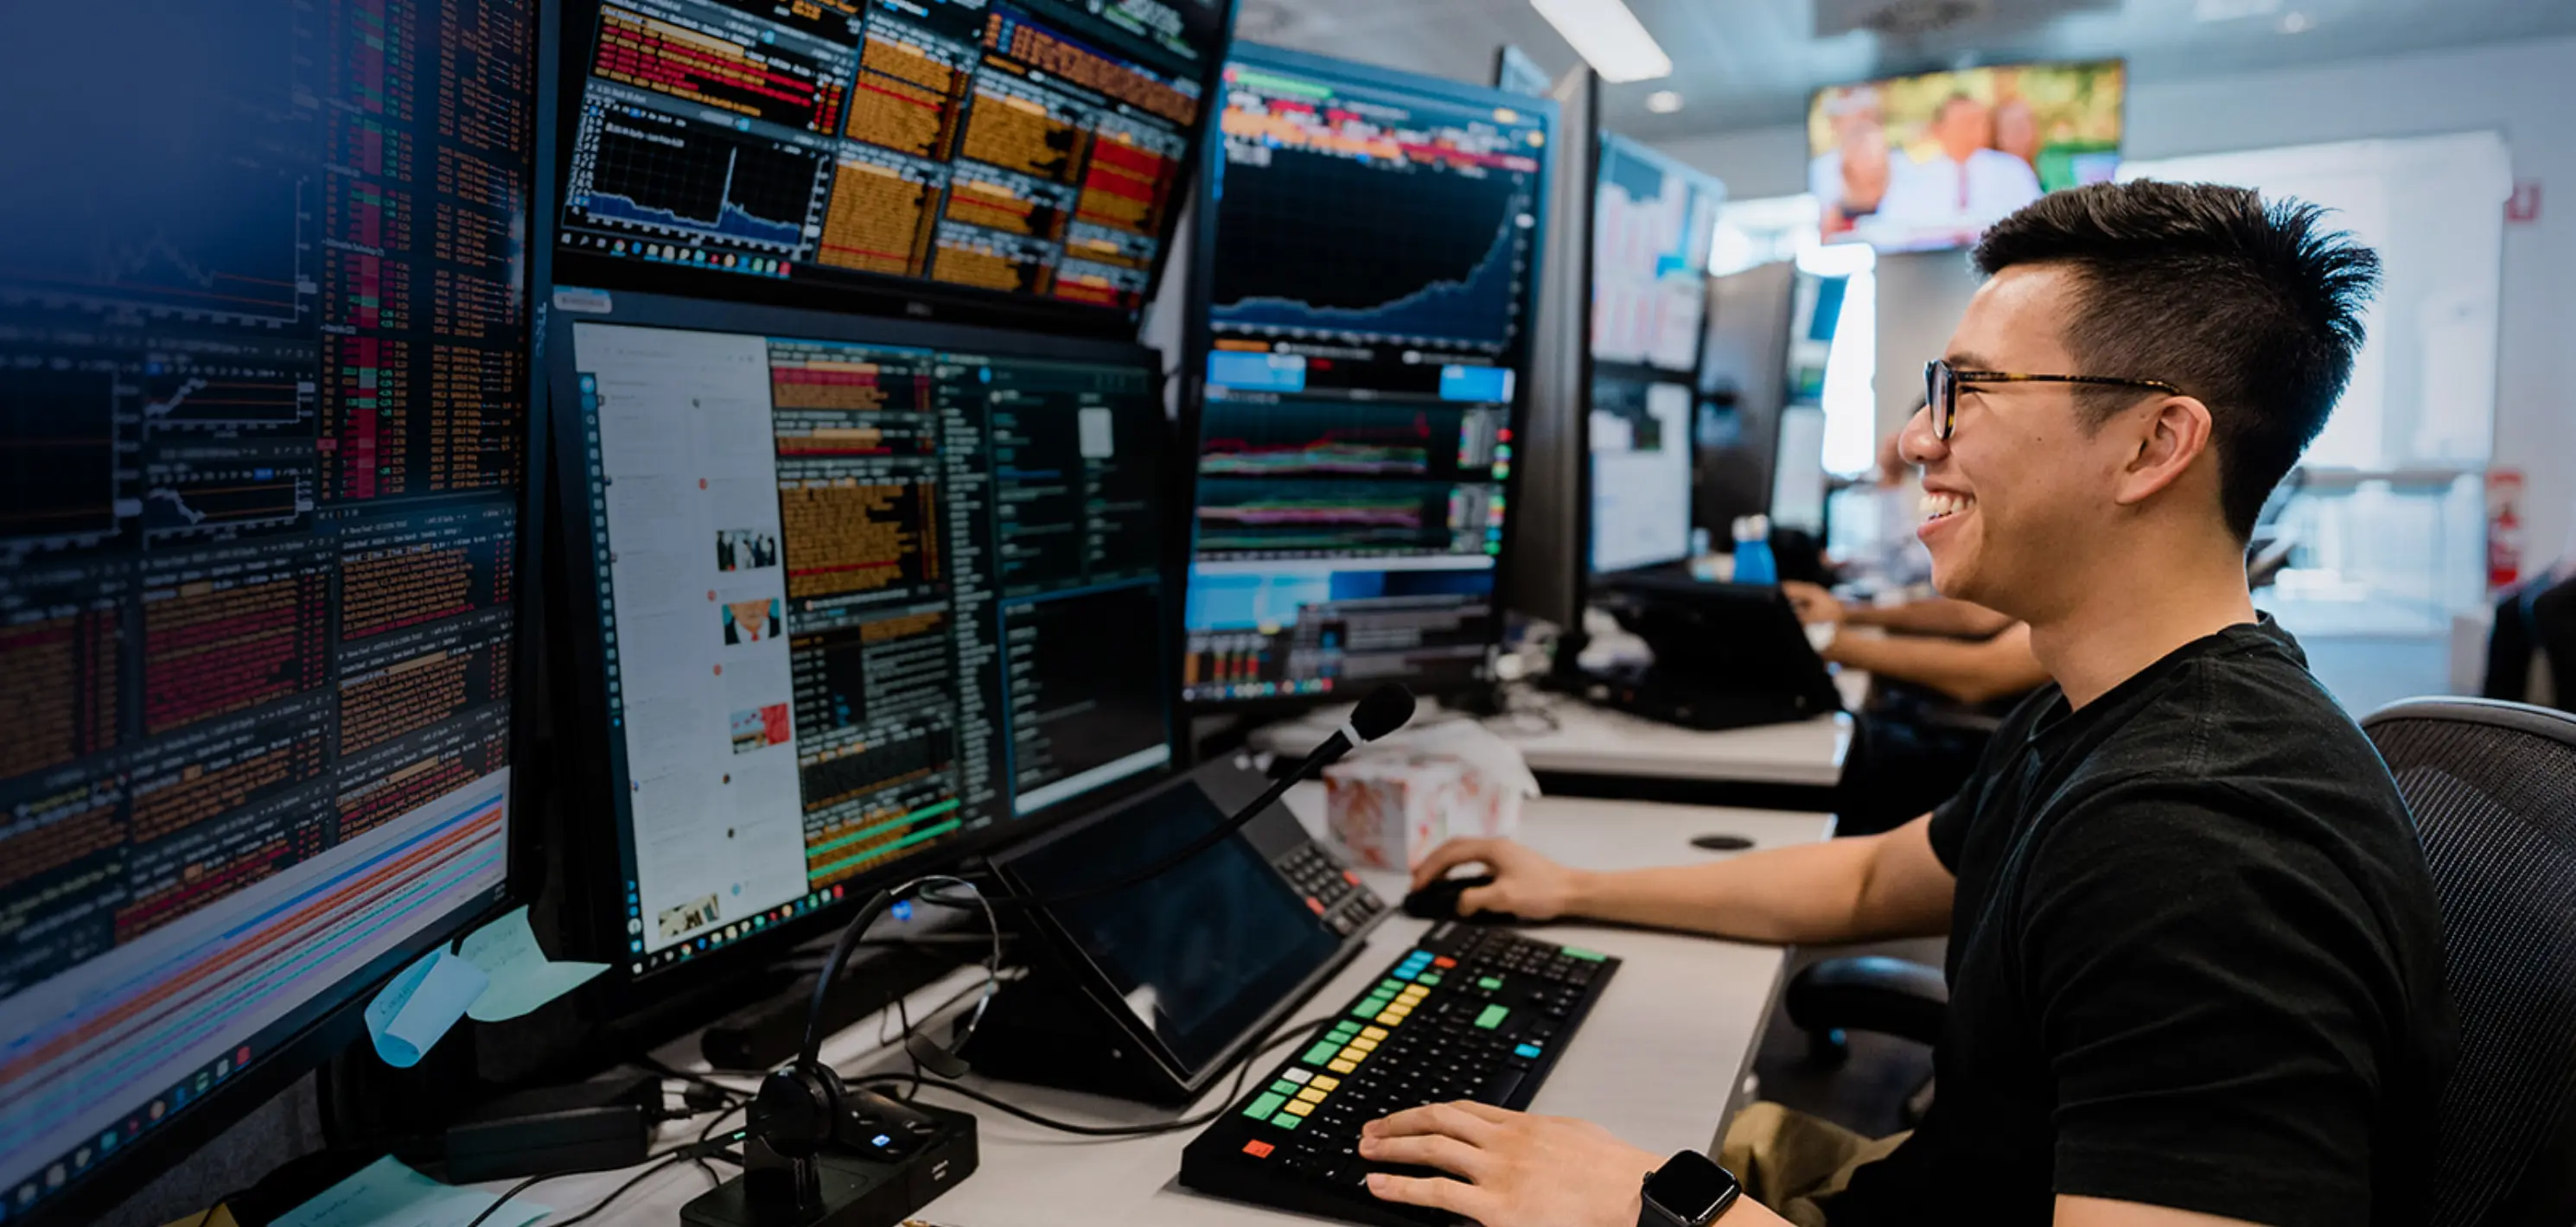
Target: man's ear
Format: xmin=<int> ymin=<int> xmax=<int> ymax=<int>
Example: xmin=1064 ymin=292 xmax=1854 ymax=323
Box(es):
xmin=2111 ymin=396 xmax=2214 ymax=508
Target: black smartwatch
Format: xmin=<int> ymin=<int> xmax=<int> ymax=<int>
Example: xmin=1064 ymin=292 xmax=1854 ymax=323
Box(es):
xmin=1638 ymin=1149 xmax=1742 ymax=1227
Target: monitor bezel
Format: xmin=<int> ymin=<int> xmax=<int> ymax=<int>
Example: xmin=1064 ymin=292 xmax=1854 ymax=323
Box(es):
xmin=544 ymin=0 xmax=1240 ymax=340
xmin=537 ymin=286 xmax=1195 ymax=1001
xmin=10 ymin=0 xmax=556 ymax=1214
xmin=1176 ymin=41 xmax=1561 ymax=717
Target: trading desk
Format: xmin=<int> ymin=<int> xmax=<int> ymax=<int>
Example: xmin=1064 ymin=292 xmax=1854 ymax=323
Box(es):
xmin=501 ymin=797 xmax=1835 ymax=1226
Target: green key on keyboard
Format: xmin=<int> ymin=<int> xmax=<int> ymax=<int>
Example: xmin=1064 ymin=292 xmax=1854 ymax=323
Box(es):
xmin=1268 ymin=1080 xmax=1300 ymax=1097
xmin=1475 ymin=1005 xmax=1510 ymax=1029
xmin=1301 ymin=1040 xmax=1342 ymax=1065
xmin=1562 ymin=947 xmax=1608 ymax=962
xmin=1245 ymin=1092 xmax=1288 ymax=1120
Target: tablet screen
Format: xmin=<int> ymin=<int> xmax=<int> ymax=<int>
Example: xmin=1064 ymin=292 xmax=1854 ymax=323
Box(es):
xmin=1006 ymin=781 xmax=1342 ymax=1073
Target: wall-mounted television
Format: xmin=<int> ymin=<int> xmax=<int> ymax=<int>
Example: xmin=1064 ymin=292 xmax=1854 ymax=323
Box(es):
xmin=1808 ymin=60 xmax=2125 ymax=253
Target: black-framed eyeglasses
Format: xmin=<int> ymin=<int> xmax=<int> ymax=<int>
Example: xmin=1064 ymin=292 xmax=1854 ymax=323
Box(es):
xmin=1922 ymin=359 xmax=2186 ymax=440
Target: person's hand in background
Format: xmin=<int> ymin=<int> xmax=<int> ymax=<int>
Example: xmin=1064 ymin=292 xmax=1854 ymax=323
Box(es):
xmin=1408 ymin=839 xmax=1587 ymax=922
xmin=1781 ymin=581 xmax=1846 ymax=626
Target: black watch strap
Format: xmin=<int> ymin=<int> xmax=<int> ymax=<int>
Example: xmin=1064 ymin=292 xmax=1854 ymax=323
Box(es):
xmin=1638 ymin=1150 xmax=1742 ymax=1227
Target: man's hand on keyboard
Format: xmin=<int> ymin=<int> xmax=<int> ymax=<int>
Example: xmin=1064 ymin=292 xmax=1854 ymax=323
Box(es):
xmin=1358 ymin=1101 xmax=1657 ymax=1227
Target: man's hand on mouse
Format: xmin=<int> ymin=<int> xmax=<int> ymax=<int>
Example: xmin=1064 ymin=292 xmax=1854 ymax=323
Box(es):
xmin=1411 ymin=839 xmax=1585 ymax=921
xmin=1360 ymin=1101 xmax=1661 ymax=1227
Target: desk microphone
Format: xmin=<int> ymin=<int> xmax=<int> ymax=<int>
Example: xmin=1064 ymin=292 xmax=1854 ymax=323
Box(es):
xmin=747 ymin=684 xmax=1417 ymax=1207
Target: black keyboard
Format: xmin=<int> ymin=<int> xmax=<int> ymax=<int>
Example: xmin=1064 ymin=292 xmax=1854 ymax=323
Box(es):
xmin=1179 ymin=923 xmax=1621 ymax=1226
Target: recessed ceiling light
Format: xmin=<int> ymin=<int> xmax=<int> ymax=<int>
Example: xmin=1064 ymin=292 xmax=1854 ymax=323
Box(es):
xmin=1645 ymin=90 xmax=1683 ymax=114
xmin=1529 ymin=0 xmax=1674 ymax=84
xmin=2280 ymin=10 xmax=2312 ymax=31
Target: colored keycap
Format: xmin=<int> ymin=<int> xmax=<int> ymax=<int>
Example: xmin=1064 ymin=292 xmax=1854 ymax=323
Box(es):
xmin=1269 ymin=1080 xmax=1301 ymax=1097
xmin=1514 ymin=1043 xmax=1543 ymax=1059
xmin=1274 ymin=1114 xmax=1304 ymax=1129
xmin=1296 ymin=1087 xmax=1327 ymax=1104
xmin=1393 ymin=969 xmax=1417 ymax=981
xmin=1285 ymin=1100 xmax=1314 ymax=1117
xmin=1379 ymin=979 xmax=1404 ymax=993
xmin=1351 ymin=1038 xmax=1378 ymax=1053
xmin=1337 ymin=1046 xmax=1366 ymax=1063
xmin=1311 ymin=1076 xmax=1341 ymax=1091
xmin=1243 ymin=1140 xmax=1274 ymax=1159
xmin=1432 ymin=957 xmax=1457 ymax=969
xmin=1375 ymin=1012 xmax=1402 ymax=1026
xmin=1328 ymin=1059 xmax=1357 ymax=1073
xmin=1246 ymin=1092 xmax=1288 ymax=1120
xmin=1361 ymin=1027 xmax=1388 ymax=1040
xmin=1561 ymin=947 xmax=1608 ymax=962
xmin=1477 ymin=976 xmax=1504 ymax=990
xmin=1476 ymin=1005 xmax=1510 ymax=1029
xmin=1284 ymin=1068 xmax=1313 ymax=1084
xmin=1416 ymin=972 xmax=1444 ymax=986
xmin=1302 ymin=1041 xmax=1342 ymax=1065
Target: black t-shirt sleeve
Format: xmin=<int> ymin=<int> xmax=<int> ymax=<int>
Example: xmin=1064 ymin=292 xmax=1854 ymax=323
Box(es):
xmin=2021 ymin=780 xmax=2401 ymax=1227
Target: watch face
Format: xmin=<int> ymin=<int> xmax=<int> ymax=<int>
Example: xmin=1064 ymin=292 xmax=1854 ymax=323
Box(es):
xmin=1644 ymin=1152 xmax=1739 ymax=1224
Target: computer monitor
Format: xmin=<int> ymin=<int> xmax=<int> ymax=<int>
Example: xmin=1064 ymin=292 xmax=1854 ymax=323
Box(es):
xmin=1771 ymin=404 xmax=1830 ymax=537
xmin=1588 ymin=373 xmax=1696 ymax=574
xmin=1693 ymin=261 xmax=1797 ymax=536
xmin=542 ymin=292 xmax=1180 ymax=979
xmin=0 ymin=0 xmax=540 ymax=1220
xmin=1178 ymin=44 xmax=1558 ymax=707
xmin=1585 ymin=133 xmax=1720 ymax=575
xmin=548 ymin=0 xmax=1233 ymax=331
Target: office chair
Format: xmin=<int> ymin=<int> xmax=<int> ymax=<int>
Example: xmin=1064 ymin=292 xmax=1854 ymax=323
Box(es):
xmin=1783 ymin=696 xmax=2576 ymax=1227
xmin=2484 ymin=571 xmax=2576 ymax=711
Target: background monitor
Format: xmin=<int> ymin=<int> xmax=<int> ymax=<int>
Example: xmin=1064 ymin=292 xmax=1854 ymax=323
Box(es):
xmin=1588 ymin=374 xmax=1697 ymax=574
xmin=0 ymin=0 xmax=539 ymax=1219
xmin=543 ymin=293 xmax=1180 ymax=979
xmin=1585 ymin=133 xmax=1720 ymax=576
xmin=1179 ymin=44 xmax=1557 ymax=706
xmin=548 ymin=0 xmax=1234 ymax=330
xmin=1808 ymin=59 xmax=2125 ymax=253
xmin=1590 ymin=134 xmax=1722 ymax=376
xmin=1771 ymin=405 xmax=1831 ymax=537
xmin=1492 ymin=44 xmax=1554 ymax=99
xmin=1693 ymin=262 xmax=1798 ymax=536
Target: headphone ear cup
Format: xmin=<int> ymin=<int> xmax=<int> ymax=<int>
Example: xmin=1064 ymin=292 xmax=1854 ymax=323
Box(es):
xmin=750 ymin=1065 xmax=839 ymax=1157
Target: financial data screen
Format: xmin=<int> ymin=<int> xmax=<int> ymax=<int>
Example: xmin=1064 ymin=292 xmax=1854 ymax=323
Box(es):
xmin=552 ymin=0 xmax=1226 ymax=319
xmin=0 ymin=0 xmax=533 ymax=1215
xmin=1183 ymin=48 xmax=1552 ymax=704
xmin=568 ymin=322 xmax=1172 ymax=971
xmin=1589 ymin=376 xmax=1695 ymax=573
xmin=1591 ymin=133 xmax=1722 ymax=374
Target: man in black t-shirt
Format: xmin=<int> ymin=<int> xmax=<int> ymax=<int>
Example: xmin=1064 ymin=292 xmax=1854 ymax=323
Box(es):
xmin=1353 ymin=181 xmax=2452 ymax=1227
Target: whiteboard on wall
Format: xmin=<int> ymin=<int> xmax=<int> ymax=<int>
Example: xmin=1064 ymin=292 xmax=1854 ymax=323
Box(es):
xmin=2121 ymin=130 xmax=2509 ymax=471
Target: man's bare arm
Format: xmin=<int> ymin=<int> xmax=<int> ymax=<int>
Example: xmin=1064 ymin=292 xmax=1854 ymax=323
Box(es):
xmin=1412 ymin=816 xmax=1955 ymax=946
xmin=1849 ymin=596 xmax=2018 ymax=639
xmin=1827 ymin=622 xmax=2048 ymax=705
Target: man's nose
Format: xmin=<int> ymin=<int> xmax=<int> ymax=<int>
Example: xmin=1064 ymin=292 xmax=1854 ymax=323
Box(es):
xmin=1898 ymin=401 xmax=1946 ymax=467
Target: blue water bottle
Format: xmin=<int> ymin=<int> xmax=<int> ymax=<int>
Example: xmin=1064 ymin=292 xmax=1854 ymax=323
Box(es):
xmin=1731 ymin=514 xmax=1778 ymax=586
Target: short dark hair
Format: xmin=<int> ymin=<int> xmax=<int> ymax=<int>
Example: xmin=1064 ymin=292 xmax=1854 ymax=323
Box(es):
xmin=1971 ymin=181 xmax=2381 ymax=539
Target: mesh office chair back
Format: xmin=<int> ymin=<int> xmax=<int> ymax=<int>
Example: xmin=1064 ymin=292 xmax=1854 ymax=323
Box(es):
xmin=2362 ymin=698 xmax=2576 ymax=1227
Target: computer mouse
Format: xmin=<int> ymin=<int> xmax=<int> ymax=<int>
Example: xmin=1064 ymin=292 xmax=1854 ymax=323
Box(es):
xmin=1401 ymin=874 xmax=1521 ymax=925
xmin=1692 ymin=833 xmax=1757 ymax=852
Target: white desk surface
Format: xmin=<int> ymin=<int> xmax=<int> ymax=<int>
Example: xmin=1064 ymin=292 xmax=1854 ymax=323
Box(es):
xmin=494 ymin=797 xmax=1834 ymax=1227
xmin=1495 ymin=692 xmax=1852 ymax=789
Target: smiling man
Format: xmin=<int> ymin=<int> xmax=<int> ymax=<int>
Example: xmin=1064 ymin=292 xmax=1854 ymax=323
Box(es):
xmin=1365 ymin=181 xmax=2452 ymax=1227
